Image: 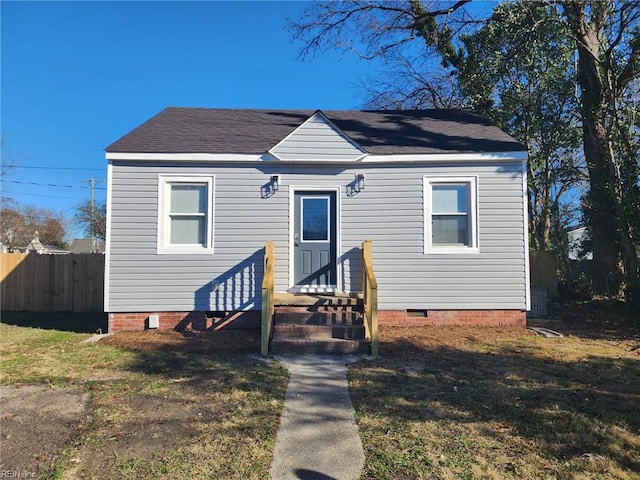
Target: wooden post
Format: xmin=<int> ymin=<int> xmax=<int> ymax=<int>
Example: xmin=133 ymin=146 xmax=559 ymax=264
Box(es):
xmin=361 ymin=240 xmax=378 ymax=356
xmin=261 ymin=241 xmax=275 ymax=356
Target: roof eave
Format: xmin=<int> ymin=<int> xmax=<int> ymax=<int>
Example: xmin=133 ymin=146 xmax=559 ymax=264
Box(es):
xmin=105 ymin=150 xmax=527 ymax=163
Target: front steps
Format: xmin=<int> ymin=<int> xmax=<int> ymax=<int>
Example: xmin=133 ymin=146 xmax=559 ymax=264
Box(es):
xmin=270 ymin=294 xmax=369 ymax=355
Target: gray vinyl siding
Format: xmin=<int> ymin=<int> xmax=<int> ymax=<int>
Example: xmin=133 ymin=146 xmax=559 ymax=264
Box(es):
xmin=107 ymin=160 xmax=527 ymax=312
xmin=270 ymin=113 xmax=365 ymax=161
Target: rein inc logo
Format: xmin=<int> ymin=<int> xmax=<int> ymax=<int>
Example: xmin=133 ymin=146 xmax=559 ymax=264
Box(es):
xmin=1 ymin=471 xmax=37 ymax=478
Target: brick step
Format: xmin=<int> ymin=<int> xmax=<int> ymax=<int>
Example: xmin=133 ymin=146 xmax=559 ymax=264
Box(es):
xmin=274 ymin=310 xmax=364 ymax=326
xmin=270 ymin=338 xmax=369 ymax=355
xmin=273 ymin=324 xmax=365 ymax=340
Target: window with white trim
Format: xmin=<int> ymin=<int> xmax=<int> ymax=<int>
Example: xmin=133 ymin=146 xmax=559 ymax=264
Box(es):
xmin=158 ymin=175 xmax=214 ymax=254
xmin=424 ymin=176 xmax=478 ymax=254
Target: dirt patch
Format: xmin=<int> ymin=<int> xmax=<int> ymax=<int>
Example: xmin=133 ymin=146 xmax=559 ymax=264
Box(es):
xmin=0 ymin=384 xmax=89 ymax=476
xmin=0 ymin=321 xmax=288 ymax=479
xmin=75 ymin=393 xmax=218 ymax=477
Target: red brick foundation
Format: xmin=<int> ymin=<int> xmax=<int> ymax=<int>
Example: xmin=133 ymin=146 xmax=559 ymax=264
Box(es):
xmin=378 ymin=309 xmax=526 ymax=327
xmin=108 ymin=311 xmax=261 ymax=332
xmin=109 ymin=309 xmax=525 ymax=332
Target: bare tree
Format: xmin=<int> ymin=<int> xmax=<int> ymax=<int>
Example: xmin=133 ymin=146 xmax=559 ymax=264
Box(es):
xmin=0 ymin=207 xmax=29 ymax=251
xmin=0 ymin=205 xmax=68 ymax=250
xmin=1 ymin=139 xmax=16 ymax=204
xmin=291 ymin=0 xmax=477 ymax=109
xmin=75 ymin=200 xmax=107 ymax=242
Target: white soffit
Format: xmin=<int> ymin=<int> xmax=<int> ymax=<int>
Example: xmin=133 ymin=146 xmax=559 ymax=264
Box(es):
xmin=268 ymin=111 xmax=367 ymax=162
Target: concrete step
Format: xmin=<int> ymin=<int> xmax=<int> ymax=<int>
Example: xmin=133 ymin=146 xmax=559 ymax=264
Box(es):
xmin=273 ymin=324 xmax=365 ymax=340
xmin=270 ymin=338 xmax=370 ymax=355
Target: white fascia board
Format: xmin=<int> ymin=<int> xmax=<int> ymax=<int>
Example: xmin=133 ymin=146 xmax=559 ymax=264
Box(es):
xmin=105 ymin=152 xmax=270 ymax=161
xmin=361 ymin=151 xmax=529 ymax=163
xmin=106 ymin=150 xmax=528 ymax=163
xmin=267 ymin=150 xmax=370 ymax=163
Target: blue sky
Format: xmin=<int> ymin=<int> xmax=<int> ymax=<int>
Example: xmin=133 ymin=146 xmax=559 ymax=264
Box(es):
xmin=1 ymin=1 xmax=375 ymax=238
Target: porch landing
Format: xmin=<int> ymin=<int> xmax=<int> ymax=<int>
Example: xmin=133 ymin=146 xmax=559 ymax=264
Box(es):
xmin=274 ymin=292 xmax=362 ymax=306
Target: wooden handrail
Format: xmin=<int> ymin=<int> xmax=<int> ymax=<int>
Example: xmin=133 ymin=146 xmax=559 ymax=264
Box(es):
xmin=362 ymin=240 xmax=378 ymax=356
xmin=261 ymin=240 xmax=275 ymax=356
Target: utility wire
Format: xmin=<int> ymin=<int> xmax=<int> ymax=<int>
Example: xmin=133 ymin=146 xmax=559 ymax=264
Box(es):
xmin=10 ymin=164 xmax=104 ymax=171
xmin=2 ymin=180 xmax=107 ymax=190
xmin=5 ymin=191 xmax=90 ymax=200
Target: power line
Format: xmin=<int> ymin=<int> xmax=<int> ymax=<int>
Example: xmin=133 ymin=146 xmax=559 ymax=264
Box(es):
xmin=1 ymin=180 xmax=107 ymax=190
xmin=3 ymin=191 xmax=89 ymax=200
xmin=10 ymin=164 xmax=104 ymax=171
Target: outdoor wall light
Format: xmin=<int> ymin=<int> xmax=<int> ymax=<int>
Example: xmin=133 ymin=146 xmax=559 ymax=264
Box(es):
xmin=355 ymin=173 xmax=366 ymax=191
xmin=270 ymin=175 xmax=280 ymax=192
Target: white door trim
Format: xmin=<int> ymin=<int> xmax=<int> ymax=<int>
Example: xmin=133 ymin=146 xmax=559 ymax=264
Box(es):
xmin=288 ymin=186 xmax=342 ymax=293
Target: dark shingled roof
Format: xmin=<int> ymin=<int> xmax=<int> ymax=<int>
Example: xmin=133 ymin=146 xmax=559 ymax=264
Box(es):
xmin=106 ymin=108 xmax=525 ymax=155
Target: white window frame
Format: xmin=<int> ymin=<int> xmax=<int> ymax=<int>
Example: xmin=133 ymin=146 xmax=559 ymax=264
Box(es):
xmin=424 ymin=176 xmax=479 ymax=254
xmin=157 ymin=175 xmax=215 ymax=254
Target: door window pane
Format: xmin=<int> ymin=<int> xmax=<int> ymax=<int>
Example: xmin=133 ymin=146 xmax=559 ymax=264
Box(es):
xmin=302 ymin=198 xmax=329 ymax=241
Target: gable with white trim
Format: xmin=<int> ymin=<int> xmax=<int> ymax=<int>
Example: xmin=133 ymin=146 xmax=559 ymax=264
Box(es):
xmin=269 ymin=111 xmax=367 ymax=162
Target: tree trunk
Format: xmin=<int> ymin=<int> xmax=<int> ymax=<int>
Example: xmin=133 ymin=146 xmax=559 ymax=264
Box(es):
xmin=541 ymin=159 xmax=552 ymax=249
xmin=582 ymin=115 xmax=622 ymax=295
xmin=564 ymin=3 xmax=623 ymax=295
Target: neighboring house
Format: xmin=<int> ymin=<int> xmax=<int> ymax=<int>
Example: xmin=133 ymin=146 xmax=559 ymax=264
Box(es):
xmin=69 ymin=238 xmax=105 ymax=254
xmin=25 ymin=232 xmax=69 ymax=254
xmin=105 ymin=108 xmax=530 ymax=332
xmin=567 ymin=226 xmax=593 ymax=261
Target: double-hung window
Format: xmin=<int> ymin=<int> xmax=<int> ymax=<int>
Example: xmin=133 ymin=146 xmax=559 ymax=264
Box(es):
xmin=424 ymin=176 xmax=478 ymax=254
xmin=158 ymin=175 xmax=214 ymax=254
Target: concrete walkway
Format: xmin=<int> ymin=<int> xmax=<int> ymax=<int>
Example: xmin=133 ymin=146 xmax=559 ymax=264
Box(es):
xmin=270 ymin=356 xmax=366 ymax=480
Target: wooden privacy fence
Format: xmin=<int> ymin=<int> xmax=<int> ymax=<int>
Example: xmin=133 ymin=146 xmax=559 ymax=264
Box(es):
xmin=1 ymin=253 xmax=105 ymax=312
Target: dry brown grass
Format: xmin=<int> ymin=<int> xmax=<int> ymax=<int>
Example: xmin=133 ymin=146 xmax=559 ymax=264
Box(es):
xmin=351 ymin=325 xmax=640 ymax=479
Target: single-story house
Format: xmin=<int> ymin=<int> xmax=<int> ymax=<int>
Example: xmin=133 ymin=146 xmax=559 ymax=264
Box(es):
xmin=567 ymin=226 xmax=593 ymax=261
xmin=69 ymin=238 xmax=105 ymax=254
xmin=26 ymin=232 xmax=70 ymax=254
xmin=104 ymin=108 xmax=530 ymax=333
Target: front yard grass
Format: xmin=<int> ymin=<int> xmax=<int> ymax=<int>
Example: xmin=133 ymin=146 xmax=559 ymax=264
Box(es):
xmin=3 ymin=307 xmax=639 ymax=480
xmin=350 ymin=325 xmax=640 ymax=479
xmin=0 ymin=319 xmax=288 ymax=480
